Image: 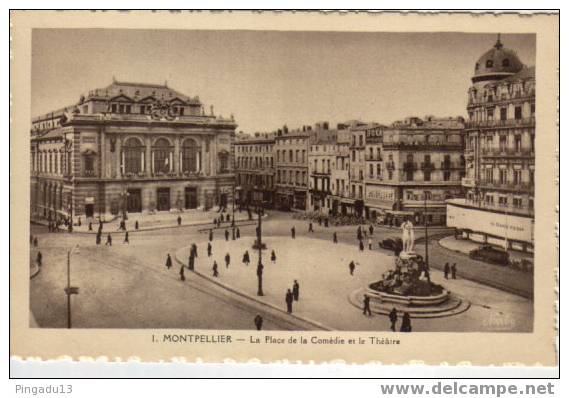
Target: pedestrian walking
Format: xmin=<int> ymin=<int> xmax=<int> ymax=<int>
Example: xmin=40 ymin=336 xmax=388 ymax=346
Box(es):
xmin=99 ymin=220 xmax=103 ymax=233
xmin=88 ymin=222 xmax=93 ymax=231
xmin=243 ymin=250 xmax=250 ymax=265
xmin=292 ymin=280 xmax=300 ymax=301
xmin=212 ymin=261 xmax=219 ymax=277
xmin=36 ymin=251 xmax=42 ymax=267
xmin=400 ymin=312 xmax=412 ymax=332
xmin=291 ymin=226 xmax=296 ymax=239
xmin=254 ymin=315 xmax=263 ymax=331
xmin=270 ymin=250 xmax=276 ymax=263
xmin=191 ymin=243 xmax=198 ymax=258
xmin=225 ymin=229 xmax=229 ymax=241
xmin=308 ymin=222 xmax=314 ymax=233
xmin=105 ymin=233 xmax=112 ymax=246
xmin=363 ymin=294 xmax=372 ymax=316
xmin=165 ymin=253 xmax=172 ymax=269
xmin=179 ymin=265 xmax=185 ymax=281
xmin=451 ymin=263 xmax=457 ymax=279
xmin=207 ymin=242 xmax=212 ymax=257
xmin=368 ymin=237 xmax=372 ymax=250
xmin=444 ymin=262 xmax=450 ymax=279
xmin=349 ymin=260 xmax=356 ymax=276
xmin=236 ymin=228 xmax=240 ymax=239
xmin=225 ymin=253 xmax=231 ymax=268
xmin=33 ymin=237 xmax=38 ymax=248
xmin=123 ymin=231 xmax=129 ymax=244
xmin=188 ymin=254 xmax=195 ymax=271
xmin=135 ymin=220 xmax=139 ymax=230
xmin=96 ymin=232 xmax=101 ymax=245
xmin=369 ymin=224 xmax=374 ymax=236
xmin=359 ymin=239 xmax=364 ymax=251
xmin=333 ymin=232 xmax=338 ymax=244
xmin=285 ymin=289 xmax=293 ymax=313
xmin=357 ymin=226 xmax=362 ymax=241
xmin=177 ymin=215 xmax=182 ymax=226
xmin=389 ymin=308 xmax=398 ymax=331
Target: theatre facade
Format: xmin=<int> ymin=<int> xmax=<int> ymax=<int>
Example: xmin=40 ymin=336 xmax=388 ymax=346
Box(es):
xmin=30 ymin=80 xmax=237 ymax=224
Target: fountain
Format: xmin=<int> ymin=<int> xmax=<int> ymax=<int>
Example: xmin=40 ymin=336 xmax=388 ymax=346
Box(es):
xmin=350 ymin=220 xmax=470 ymax=318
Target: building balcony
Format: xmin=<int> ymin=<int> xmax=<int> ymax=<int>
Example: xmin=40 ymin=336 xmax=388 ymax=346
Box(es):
xmin=420 ymin=162 xmax=436 ymax=171
xmin=478 ymin=180 xmax=534 ymax=193
xmin=467 ymin=92 xmax=535 ymax=107
xmin=440 ymin=161 xmax=465 ymax=170
xmin=481 ymin=148 xmax=535 ymax=158
xmin=382 ymin=142 xmax=463 ymax=151
xmin=465 ymin=117 xmax=535 ymax=129
xmin=365 ymin=154 xmax=383 ymax=161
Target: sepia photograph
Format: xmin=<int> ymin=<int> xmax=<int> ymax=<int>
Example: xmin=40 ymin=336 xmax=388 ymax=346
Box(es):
xmin=10 ymin=10 xmax=558 ymax=366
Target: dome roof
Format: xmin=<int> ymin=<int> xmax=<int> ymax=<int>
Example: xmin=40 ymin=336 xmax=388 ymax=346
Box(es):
xmin=472 ymin=36 xmax=524 ymax=83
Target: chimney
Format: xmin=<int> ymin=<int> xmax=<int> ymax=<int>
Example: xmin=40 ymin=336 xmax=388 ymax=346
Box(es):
xmin=283 ymin=124 xmax=289 ymax=134
xmin=302 ymin=126 xmax=306 ymax=132
xmin=323 ymin=121 xmax=329 ymax=130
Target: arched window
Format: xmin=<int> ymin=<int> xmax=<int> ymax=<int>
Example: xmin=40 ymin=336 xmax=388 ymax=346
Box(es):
xmin=153 ymin=138 xmax=172 ymax=173
xmin=181 ymin=138 xmax=201 ymax=173
xmin=486 ymin=59 xmax=494 ymax=68
xmin=122 ymin=137 xmax=145 ymax=174
xmin=502 ymin=58 xmax=510 ymax=67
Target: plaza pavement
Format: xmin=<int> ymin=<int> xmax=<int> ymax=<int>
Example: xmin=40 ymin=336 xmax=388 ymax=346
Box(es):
xmin=29 ymin=211 xmax=533 ymax=332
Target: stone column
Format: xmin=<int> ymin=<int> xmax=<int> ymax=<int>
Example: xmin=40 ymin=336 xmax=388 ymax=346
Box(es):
xmin=145 ymin=137 xmax=152 ymax=175
xmin=115 ymin=136 xmax=122 ymax=177
xmin=174 ymin=135 xmax=180 ymax=174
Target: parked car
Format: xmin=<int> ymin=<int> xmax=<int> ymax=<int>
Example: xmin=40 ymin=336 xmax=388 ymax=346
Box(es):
xmin=379 ymin=237 xmax=403 ymax=252
xmin=469 ymin=245 xmax=510 ymax=265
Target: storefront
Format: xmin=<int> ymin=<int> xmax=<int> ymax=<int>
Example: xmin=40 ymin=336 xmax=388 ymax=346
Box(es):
xmin=447 ymin=198 xmax=534 ymax=252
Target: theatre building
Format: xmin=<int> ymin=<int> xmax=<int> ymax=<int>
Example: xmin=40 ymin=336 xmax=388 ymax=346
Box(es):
xmin=446 ymin=36 xmax=535 ymax=252
xmin=30 ymin=80 xmax=237 ymax=224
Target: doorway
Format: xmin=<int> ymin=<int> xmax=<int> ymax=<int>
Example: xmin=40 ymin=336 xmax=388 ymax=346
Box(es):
xmin=185 ymin=187 xmax=198 ymax=209
xmin=85 ymin=204 xmax=94 ymax=218
xmin=157 ymin=188 xmax=171 ymax=211
xmin=127 ymin=189 xmax=142 ymax=213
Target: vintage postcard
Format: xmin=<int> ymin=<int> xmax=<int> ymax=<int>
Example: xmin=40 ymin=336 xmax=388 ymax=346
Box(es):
xmin=10 ymin=10 xmax=559 ymax=365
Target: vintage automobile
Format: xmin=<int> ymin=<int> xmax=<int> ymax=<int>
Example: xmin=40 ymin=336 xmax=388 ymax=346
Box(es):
xmin=469 ymin=244 xmax=510 ymax=265
xmin=379 ymin=237 xmax=404 ymax=252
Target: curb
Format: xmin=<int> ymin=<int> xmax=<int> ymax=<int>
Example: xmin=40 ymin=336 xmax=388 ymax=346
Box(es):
xmin=174 ymin=247 xmax=332 ymax=331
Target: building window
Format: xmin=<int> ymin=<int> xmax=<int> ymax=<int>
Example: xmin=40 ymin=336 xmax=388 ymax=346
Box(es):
xmin=289 ymin=150 xmax=293 ymax=162
xmin=125 ymin=105 xmax=131 ymax=114
xmin=424 ymin=170 xmax=431 ymax=182
xmin=123 ymin=137 xmax=145 ymax=174
xmin=500 ymin=107 xmax=507 ymax=120
xmin=111 ymin=104 xmax=117 ymax=113
xmin=531 ymin=104 xmax=535 ymax=116
xmin=515 ymin=135 xmax=522 ymax=152
xmin=498 ymin=196 xmax=508 ymax=207
xmin=486 ymin=59 xmax=493 ymax=68
xmin=140 ymin=105 xmax=146 ymax=114
xmin=499 ymin=135 xmax=508 ymax=152
xmin=529 ymin=169 xmax=534 ymax=185
xmin=182 ymin=138 xmax=200 ymax=173
xmin=502 ymin=59 xmax=510 ymax=67
xmin=513 ymin=197 xmax=522 ymax=208
xmin=499 ymin=169 xmax=508 ymax=184
xmin=369 ymin=164 xmax=373 ymax=177
xmin=515 ymin=106 xmax=522 ymax=120
xmin=376 ymin=163 xmax=381 ymax=176
xmin=485 ymin=169 xmax=493 ymax=183
xmin=513 ymin=169 xmax=522 ymax=185
xmin=84 ymin=155 xmax=94 ymax=176
xmin=486 ymin=108 xmax=494 ymax=120
xmin=153 ymin=138 xmax=172 ymax=173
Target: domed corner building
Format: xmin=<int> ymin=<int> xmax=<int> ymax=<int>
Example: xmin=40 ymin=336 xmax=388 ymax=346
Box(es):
xmin=446 ymin=35 xmax=536 ymax=253
xmin=30 ymin=80 xmax=237 ymax=224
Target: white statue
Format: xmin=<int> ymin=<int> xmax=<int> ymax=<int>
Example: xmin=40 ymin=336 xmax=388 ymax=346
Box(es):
xmin=401 ymin=219 xmax=415 ymax=253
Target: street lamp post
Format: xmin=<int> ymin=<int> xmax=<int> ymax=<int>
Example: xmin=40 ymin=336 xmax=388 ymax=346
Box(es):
xmin=256 ymin=205 xmax=264 ymax=296
xmin=232 ymin=184 xmax=236 ymax=227
xmin=65 ymin=245 xmax=80 ymax=328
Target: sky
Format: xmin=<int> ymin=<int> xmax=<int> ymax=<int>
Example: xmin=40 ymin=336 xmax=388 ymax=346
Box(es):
xmin=31 ymin=30 xmax=535 ymax=134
